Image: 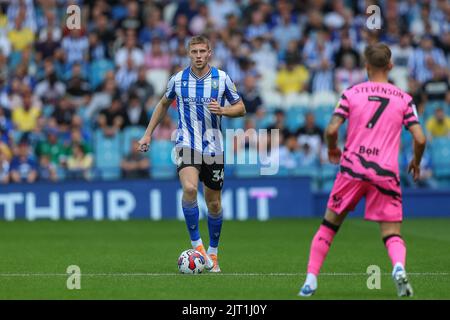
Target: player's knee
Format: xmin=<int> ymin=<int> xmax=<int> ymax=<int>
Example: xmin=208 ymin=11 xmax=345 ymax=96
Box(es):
xmin=183 ymin=184 xmax=198 ymax=199
xmin=322 ymin=219 xmax=340 ymax=233
xmin=380 ymin=223 xmax=402 ymax=239
xmin=206 ymin=200 xmax=221 ymax=214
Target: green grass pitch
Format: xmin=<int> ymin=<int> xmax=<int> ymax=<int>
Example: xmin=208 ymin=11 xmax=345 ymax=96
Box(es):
xmin=0 ymin=218 xmax=449 ymax=299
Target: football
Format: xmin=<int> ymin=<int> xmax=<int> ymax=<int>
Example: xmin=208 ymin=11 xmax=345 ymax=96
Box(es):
xmin=177 ymin=249 xmax=206 ymax=274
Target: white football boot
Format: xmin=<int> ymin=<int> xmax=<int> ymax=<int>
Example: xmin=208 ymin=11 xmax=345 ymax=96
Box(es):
xmin=392 ymin=263 xmax=414 ymax=297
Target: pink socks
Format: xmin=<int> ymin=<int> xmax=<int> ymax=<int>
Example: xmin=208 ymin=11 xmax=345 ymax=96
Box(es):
xmin=385 ymin=235 xmax=406 ymax=267
xmin=306 ymin=224 xmax=406 ymax=277
xmin=307 ymin=224 xmax=337 ymax=276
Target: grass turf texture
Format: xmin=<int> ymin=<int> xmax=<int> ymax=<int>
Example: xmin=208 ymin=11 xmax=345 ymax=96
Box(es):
xmin=0 ymin=218 xmax=449 ymax=299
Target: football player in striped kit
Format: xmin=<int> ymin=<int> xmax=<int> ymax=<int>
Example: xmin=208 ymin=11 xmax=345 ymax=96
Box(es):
xmin=138 ymin=35 xmax=246 ymax=272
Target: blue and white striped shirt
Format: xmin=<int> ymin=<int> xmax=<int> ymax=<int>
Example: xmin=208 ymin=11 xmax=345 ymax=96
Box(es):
xmin=408 ymin=47 xmax=447 ymax=83
xmin=165 ymin=66 xmax=241 ymax=155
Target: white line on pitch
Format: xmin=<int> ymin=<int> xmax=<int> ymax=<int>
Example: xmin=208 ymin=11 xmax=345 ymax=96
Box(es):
xmin=0 ymin=272 xmax=449 ymax=277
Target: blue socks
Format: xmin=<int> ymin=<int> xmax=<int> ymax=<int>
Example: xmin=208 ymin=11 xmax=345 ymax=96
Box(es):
xmin=208 ymin=210 xmax=223 ymax=249
xmin=182 ymin=199 xmax=223 ymax=251
xmin=182 ymin=199 xmax=200 ymax=241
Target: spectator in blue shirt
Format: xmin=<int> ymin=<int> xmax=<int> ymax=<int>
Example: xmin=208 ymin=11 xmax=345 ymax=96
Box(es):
xmin=0 ymin=106 xmax=13 ymax=145
xmin=10 ymin=140 xmax=38 ymax=183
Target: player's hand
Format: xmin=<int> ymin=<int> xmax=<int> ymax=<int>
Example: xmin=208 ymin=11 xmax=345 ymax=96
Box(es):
xmin=407 ymin=160 xmax=421 ymax=182
xmin=138 ymin=136 xmax=151 ymax=153
xmin=328 ymin=147 xmax=342 ymax=164
xmin=208 ymin=99 xmax=223 ymax=116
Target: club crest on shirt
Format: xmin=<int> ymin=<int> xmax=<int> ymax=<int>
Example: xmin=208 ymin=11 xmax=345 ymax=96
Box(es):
xmin=212 ymin=80 xmax=218 ymax=89
xmin=182 ymin=81 xmax=187 ymax=86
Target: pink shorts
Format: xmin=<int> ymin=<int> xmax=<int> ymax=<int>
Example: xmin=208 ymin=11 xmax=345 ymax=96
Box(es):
xmin=327 ymin=172 xmax=403 ymax=222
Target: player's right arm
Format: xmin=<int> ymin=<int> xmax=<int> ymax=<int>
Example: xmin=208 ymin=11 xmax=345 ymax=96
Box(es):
xmin=138 ymin=75 xmax=177 ymax=152
xmin=138 ymin=95 xmax=173 ymax=152
xmin=326 ymin=92 xmax=349 ymax=164
xmin=325 ymin=115 xmax=345 ymax=164
xmin=407 ymin=124 xmax=426 ymax=182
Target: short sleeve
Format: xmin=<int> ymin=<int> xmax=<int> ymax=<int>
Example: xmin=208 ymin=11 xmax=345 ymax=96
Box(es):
xmin=165 ymin=75 xmax=176 ymax=100
xmin=333 ymin=91 xmax=350 ymax=120
xmin=403 ymin=100 xmax=420 ymax=130
xmin=224 ymin=74 xmax=241 ymax=104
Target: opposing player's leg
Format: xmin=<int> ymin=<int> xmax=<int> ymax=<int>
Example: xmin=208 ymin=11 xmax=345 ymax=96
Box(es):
xmin=299 ymin=172 xmax=367 ymax=297
xmin=380 ymin=222 xmax=413 ymax=297
xmin=365 ymin=179 xmax=413 ymax=297
xmin=204 ymin=184 xmax=223 ymax=272
xmin=299 ymin=209 xmax=348 ymax=297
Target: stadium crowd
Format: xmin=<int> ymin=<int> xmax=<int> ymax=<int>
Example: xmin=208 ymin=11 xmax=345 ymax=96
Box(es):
xmin=0 ymin=0 xmax=449 ymax=189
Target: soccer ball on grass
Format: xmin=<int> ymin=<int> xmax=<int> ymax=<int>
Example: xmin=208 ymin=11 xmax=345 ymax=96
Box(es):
xmin=177 ymin=249 xmax=206 ymax=274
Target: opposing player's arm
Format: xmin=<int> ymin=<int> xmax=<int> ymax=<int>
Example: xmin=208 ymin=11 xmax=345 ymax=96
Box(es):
xmin=138 ymin=95 xmax=174 ymax=152
xmin=403 ymin=100 xmax=426 ymax=181
xmin=325 ymin=115 xmax=345 ymax=164
xmin=407 ymin=123 xmax=427 ymax=182
xmin=325 ymin=115 xmax=344 ymax=149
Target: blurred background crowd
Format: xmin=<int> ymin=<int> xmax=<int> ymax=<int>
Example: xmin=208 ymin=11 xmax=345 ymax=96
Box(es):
xmin=0 ymin=0 xmax=449 ymax=190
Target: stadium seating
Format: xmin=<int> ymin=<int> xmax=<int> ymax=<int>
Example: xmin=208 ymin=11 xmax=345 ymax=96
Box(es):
xmin=228 ymin=117 xmax=245 ymax=130
xmin=423 ymin=101 xmax=447 ymax=119
xmin=8 ymin=51 xmax=22 ymax=70
xmin=258 ymin=69 xmax=277 ymax=93
xmin=94 ymin=130 xmax=122 ymax=180
xmin=121 ymin=126 xmax=146 ymax=156
xmin=1 ymin=0 xmax=450 ymax=209
xmin=261 ymin=90 xmax=283 ymax=110
xmin=313 ymin=106 xmax=333 ymax=129
xmin=286 ymin=107 xmax=305 ymax=132
xmin=284 ymin=93 xmax=311 ymax=109
xmin=149 ymin=140 xmax=177 ymax=179
xmin=273 ymin=166 xmax=290 ymax=177
xmin=89 ymin=59 xmax=115 ymax=89
xmin=255 ymin=112 xmax=274 ymax=130
xmin=319 ymin=163 xmax=339 ymax=191
xmin=431 ymin=137 xmax=450 ymax=180
xmin=311 ymin=91 xmax=338 ymax=109
xmin=234 ymin=148 xmax=261 ymax=178
xmin=292 ymin=164 xmax=320 ymax=178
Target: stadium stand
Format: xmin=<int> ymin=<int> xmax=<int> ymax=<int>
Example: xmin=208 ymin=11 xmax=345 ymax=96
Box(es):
xmin=0 ymin=0 xmax=449 ymax=190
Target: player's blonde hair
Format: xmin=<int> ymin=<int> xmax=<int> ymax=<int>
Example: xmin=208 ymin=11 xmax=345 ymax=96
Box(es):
xmin=364 ymin=43 xmax=392 ymax=69
xmin=188 ymin=35 xmax=211 ymax=50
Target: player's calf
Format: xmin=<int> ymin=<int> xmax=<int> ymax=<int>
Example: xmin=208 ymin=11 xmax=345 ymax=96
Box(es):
xmin=298 ymin=218 xmax=341 ymax=297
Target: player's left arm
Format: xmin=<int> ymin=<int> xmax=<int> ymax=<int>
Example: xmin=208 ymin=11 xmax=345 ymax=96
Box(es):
xmin=208 ymin=99 xmax=246 ymax=118
xmin=208 ymin=74 xmax=246 ymax=118
xmin=404 ymin=100 xmax=426 ymax=182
